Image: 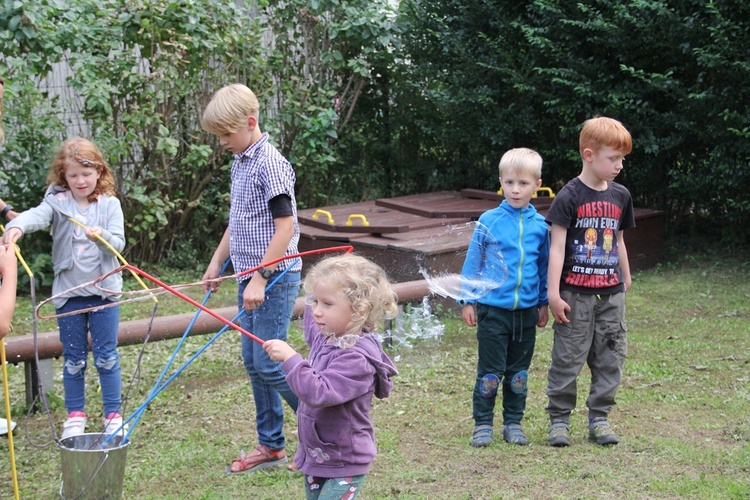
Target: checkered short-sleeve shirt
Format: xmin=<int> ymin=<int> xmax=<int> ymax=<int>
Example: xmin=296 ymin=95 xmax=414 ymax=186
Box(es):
xmin=229 ymin=133 xmax=301 ymax=279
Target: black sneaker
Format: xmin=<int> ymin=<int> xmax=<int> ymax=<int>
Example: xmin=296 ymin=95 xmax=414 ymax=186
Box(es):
xmin=548 ymin=422 xmax=570 ymax=447
xmin=589 ymin=418 xmax=619 ymax=445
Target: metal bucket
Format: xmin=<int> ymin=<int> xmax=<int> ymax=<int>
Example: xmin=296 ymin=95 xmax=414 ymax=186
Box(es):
xmin=59 ymin=433 xmax=130 ymax=499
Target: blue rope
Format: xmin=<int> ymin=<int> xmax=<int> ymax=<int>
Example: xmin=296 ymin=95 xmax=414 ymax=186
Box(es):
xmin=122 ymin=259 xmax=232 ymax=441
xmin=102 ymin=258 xmax=300 ymax=447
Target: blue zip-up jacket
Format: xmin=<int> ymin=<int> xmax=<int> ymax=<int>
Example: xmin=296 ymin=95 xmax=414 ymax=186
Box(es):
xmin=459 ymin=200 xmax=549 ymax=310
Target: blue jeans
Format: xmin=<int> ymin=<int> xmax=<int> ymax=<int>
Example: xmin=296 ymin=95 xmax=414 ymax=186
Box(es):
xmin=238 ymin=271 xmax=301 ymax=450
xmin=56 ymin=296 xmax=122 ymax=416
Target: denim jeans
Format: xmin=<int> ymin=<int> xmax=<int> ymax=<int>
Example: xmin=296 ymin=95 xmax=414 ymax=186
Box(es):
xmin=56 ymin=296 xmax=121 ymax=416
xmin=238 ymin=271 xmax=301 ymax=450
xmin=473 ymin=304 xmax=538 ymax=427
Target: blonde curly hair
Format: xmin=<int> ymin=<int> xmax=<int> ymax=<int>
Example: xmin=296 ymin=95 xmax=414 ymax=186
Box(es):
xmin=304 ymin=253 xmax=398 ymax=335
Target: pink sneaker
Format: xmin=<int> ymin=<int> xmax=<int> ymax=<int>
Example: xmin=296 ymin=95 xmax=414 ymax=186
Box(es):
xmin=61 ymin=411 xmax=87 ymax=439
xmin=104 ymin=412 xmax=128 ymax=436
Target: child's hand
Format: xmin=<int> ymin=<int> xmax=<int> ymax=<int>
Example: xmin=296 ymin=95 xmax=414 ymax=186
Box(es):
xmin=461 ymin=304 xmax=476 ymax=327
xmin=263 ymin=339 xmax=297 ymax=362
xmin=537 ymin=304 xmax=549 ymax=328
xmin=84 ymin=226 xmax=103 ymax=242
xmin=0 ymin=244 xmax=17 ymax=275
xmin=549 ymin=296 xmax=571 ymax=324
xmin=201 ymin=261 xmax=223 ymax=293
xmin=1 ymin=227 xmax=21 ymax=245
xmin=242 ymin=276 xmax=266 ymax=311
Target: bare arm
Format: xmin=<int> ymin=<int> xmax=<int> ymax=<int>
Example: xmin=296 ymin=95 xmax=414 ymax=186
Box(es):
xmin=548 ymin=224 xmax=570 ymax=324
xmin=617 ymin=230 xmax=632 ymax=292
xmin=0 ymin=245 xmax=18 ymax=338
xmin=202 ymin=228 xmax=231 ymax=293
xmin=242 ymin=215 xmax=295 ymax=311
xmin=0 ymin=199 xmax=18 ymax=221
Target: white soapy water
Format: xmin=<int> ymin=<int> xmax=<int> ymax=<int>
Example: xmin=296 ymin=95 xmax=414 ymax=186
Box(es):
xmin=421 ymin=221 xmax=508 ymax=302
xmin=387 ymin=297 xmax=445 ymax=350
xmin=383 ymin=221 xmax=509 ymax=356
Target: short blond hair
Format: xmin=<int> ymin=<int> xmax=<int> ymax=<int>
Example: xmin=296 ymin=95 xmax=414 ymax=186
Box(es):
xmin=498 ymin=147 xmax=543 ymax=180
xmin=304 ymin=253 xmax=398 ymax=335
xmin=201 ymin=83 xmax=259 ymax=135
xmin=579 ymin=116 xmax=633 ymax=156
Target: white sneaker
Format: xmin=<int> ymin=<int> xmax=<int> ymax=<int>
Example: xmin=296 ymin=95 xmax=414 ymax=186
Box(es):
xmin=0 ymin=418 xmax=17 ymax=435
xmin=61 ymin=411 xmax=87 ymax=439
xmin=103 ymin=413 xmax=128 ymax=436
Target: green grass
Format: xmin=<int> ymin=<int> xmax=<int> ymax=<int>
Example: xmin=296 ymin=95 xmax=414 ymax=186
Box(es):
xmin=1 ymin=254 xmax=749 ymax=498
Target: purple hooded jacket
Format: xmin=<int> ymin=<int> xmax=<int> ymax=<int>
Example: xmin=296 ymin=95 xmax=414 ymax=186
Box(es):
xmin=282 ymin=306 xmax=398 ymax=478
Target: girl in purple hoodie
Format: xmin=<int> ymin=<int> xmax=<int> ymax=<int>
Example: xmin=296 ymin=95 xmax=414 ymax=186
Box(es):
xmin=264 ymin=253 xmax=399 ymax=499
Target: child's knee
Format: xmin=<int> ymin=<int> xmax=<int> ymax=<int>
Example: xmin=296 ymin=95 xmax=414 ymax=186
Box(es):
xmin=479 ymin=374 xmax=500 ymax=398
xmin=64 ymin=359 xmax=86 ymax=376
xmin=509 ymin=370 xmax=528 ymax=395
xmin=95 ymin=354 xmax=119 ymax=372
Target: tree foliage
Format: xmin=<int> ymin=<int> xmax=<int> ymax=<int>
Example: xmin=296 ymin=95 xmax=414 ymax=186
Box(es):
xmin=0 ymin=0 xmax=401 ymax=272
xmin=1 ymin=0 xmax=748 ymax=282
xmin=394 ymin=0 xmax=750 ymax=243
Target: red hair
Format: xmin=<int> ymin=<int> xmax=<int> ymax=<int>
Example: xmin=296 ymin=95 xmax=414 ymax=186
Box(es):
xmin=579 ymin=117 xmax=633 ymax=156
xmin=47 ymin=138 xmax=116 ymax=203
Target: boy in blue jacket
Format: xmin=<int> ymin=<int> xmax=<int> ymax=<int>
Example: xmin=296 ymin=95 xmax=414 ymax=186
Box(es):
xmin=459 ymin=147 xmax=550 ymax=447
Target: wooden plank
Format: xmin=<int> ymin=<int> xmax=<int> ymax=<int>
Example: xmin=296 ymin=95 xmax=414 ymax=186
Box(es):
xmin=299 ymin=200 xmax=467 ymax=233
xmin=460 ymin=188 xmax=554 ymax=209
xmin=376 ymin=191 xmax=499 ymax=218
xmin=299 ymin=191 xmax=666 ymax=277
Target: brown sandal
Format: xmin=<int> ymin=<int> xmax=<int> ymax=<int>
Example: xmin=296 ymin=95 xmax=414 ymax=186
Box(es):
xmin=226 ymin=444 xmax=287 ymax=474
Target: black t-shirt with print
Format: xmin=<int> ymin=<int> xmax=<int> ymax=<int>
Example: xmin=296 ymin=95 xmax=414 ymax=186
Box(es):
xmin=545 ymin=177 xmax=635 ymax=295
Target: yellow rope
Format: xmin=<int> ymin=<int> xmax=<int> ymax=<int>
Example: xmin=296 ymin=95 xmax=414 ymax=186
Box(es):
xmin=0 ymin=342 xmax=20 ymax=499
xmin=0 ymin=223 xmax=20 ymax=499
xmin=67 ymin=217 xmax=157 ymax=303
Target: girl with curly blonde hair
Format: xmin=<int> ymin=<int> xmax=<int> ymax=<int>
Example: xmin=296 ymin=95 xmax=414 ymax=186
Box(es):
xmin=263 ymin=254 xmax=399 ymax=499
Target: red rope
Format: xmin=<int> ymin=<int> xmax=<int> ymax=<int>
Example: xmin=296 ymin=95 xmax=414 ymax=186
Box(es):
xmin=125 ymin=245 xmax=354 ymax=345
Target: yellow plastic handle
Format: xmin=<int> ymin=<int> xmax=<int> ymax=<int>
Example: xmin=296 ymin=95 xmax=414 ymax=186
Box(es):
xmin=312 ymin=209 xmax=334 ymax=224
xmin=499 ymin=187 xmax=556 ymax=198
xmin=346 ymin=214 xmax=370 ymax=227
xmin=534 ymin=187 xmax=556 ymax=198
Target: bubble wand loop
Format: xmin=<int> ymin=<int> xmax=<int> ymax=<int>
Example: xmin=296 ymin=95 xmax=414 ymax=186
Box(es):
xmin=121 ymin=258 xmax=231 ymax=442
xmin=100 ymin=245 xmax=354 ymax=446
xmin=112 ymin=259 xmax=299 ymax=447
xmin=122 ymin=245 xmax=355 ymax=345
xmin=67 ymin=217 xmax=157 ymax=303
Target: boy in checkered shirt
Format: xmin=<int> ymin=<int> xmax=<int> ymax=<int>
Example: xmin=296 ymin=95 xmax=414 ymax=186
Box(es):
xmin=201 ymin=84 xmax=302 ymax=473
